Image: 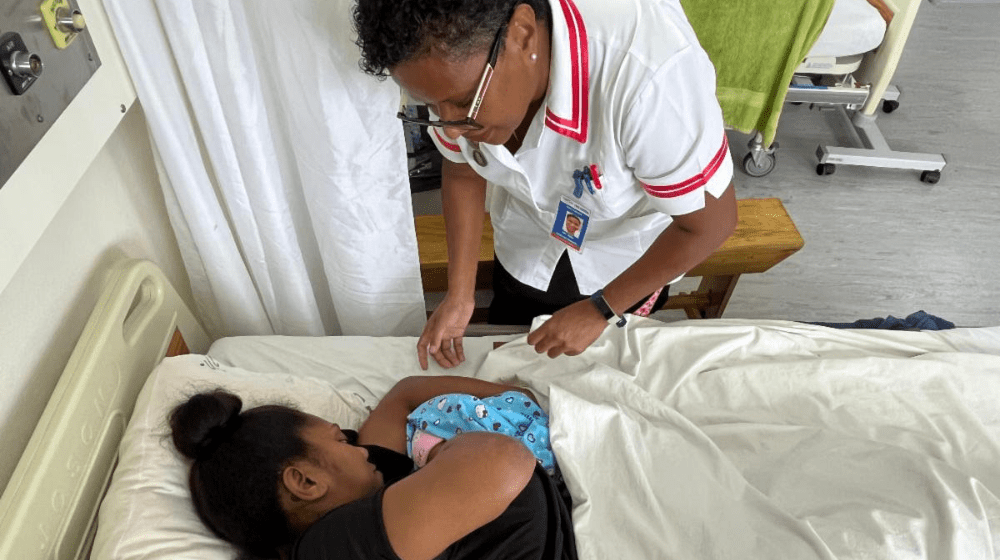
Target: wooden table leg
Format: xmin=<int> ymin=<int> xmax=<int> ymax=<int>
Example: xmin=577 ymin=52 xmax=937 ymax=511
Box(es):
xmin=684 ymin=305 xmax=703 ymax=320
xmin=694 ymin=274 xmax=741 ymax=319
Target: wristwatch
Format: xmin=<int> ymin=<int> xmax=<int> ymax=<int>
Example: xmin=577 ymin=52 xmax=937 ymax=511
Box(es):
xmin=590 ymin=289 xmax=627 ymax=328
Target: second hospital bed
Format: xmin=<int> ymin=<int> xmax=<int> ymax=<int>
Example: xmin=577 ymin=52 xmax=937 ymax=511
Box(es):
xmin=2 ymin=258 xmax=999 ymax=559
xmin=683 ymin=0 xmax=947 ymax=183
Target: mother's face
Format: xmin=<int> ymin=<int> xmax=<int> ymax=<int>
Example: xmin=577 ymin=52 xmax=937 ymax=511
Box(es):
xmin=299 ymin=416 xmax=383 ymax=499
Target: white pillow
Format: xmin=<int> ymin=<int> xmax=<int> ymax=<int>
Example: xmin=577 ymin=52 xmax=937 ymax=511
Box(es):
xmin=92 ymin=354 xmax=369 ymax=560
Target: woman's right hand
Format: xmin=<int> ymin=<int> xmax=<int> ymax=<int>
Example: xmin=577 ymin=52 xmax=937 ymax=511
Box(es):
xmin=417 ymin=294 xmax=476 ymax=370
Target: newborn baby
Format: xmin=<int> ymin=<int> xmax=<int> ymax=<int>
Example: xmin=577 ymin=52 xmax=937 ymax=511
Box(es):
xmin=406 ymin=391 xmax=556 ymax=474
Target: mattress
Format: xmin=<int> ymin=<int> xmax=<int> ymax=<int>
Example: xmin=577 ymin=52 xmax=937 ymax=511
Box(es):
xmin=807 ymin=0 xmax=888 ymax=57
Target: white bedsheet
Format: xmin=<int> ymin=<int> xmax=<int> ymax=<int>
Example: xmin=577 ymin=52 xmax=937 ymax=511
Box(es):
xmin=808 ymin=0 xmax=888 ymax=58
xmin=208 ymin=319 xmax=1000 ymax=559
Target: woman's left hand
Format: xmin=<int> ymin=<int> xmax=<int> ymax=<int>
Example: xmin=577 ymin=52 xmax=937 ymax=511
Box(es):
xmin=526 ymin=299 xmax=608 ymax=358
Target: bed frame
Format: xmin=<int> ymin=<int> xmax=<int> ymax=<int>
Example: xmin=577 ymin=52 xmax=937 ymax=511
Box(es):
xmin=0 ymin=259 xmax=210 ymax=560
xmin=813 ymin=0 xmax=948 ymax=182
xmin=744 ymin=0 xmax=946 ymax=183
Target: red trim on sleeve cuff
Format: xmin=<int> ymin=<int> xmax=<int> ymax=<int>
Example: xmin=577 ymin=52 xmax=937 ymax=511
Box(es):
xmin=433 ymin=129 xmax=462 ymax=153
xmin=642 ymin=135 xmax=729 ymax=199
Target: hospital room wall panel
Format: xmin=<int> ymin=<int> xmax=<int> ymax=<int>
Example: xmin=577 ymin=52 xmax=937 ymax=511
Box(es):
xmin=0 ymin=106 xmax=193 ymax=491
xmin=0 ymin=0 xmax=137 ymax=293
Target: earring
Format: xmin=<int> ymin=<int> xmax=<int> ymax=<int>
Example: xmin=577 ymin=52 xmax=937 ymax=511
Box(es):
xmin=530 ymin=53 xmax=538 ymax=61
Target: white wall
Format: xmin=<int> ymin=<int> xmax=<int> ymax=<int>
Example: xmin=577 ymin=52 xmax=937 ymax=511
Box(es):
xmin=0 ymin=0 xmax=139 ymax=292
xmin=0 ymin=0 xmax=196 ymax=489
xmin=0 ymin=104 xmax=192 ymax=488
xmin=0 ymin=103 xmax=194 ymax=490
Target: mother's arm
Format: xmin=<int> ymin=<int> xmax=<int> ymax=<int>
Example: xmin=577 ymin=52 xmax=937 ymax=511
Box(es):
xmin=358 ymin=376 xmax=538 ymax=560
xmin=356 ymin=375 xmax=537 ymax=453
xmin=383 ymin=432 xmax=535 ymax=560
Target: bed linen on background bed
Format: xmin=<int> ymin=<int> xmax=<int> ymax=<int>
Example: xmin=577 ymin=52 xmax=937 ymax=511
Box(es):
xmin=807 ymin=0 xmax=888 ymax=58
xmin=96 ymin=320 xmax=1000 ymax=559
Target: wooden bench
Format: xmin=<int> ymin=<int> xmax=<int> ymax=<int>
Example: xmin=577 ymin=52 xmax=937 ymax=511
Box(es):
xmin=416 ymin=198 xmax=804 ymax=322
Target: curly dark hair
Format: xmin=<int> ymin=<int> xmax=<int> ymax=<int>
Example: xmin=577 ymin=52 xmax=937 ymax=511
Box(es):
xmin=353 ymin=0 xmax=552 ymax=79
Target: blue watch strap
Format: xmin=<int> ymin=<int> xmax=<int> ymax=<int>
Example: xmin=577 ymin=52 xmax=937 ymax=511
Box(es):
xmin=590 ymin=289 xmax=627 ymax=328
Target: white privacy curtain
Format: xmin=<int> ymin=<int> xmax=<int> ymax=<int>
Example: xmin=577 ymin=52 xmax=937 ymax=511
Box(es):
xmin=102 ymin=0 xmax=426 ymax=338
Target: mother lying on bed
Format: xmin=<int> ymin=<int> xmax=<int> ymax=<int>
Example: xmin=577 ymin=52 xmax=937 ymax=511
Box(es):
xmin=169 ymin=376 xmax=577 ymax=560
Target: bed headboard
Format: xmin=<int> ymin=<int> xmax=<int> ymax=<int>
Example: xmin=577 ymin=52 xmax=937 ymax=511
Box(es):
xmin=0 ymin=259 xmax=210 ymax=559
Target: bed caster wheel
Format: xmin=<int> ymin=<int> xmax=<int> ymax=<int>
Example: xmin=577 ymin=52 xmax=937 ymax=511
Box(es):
xmin=920 ymin=170 xmax=941 ymax=184
xmin=816 ymin=163 xmax=836 ymax=176
xmin=882 ymin=100 xmax=900 ymax=114
xmin=743 ymin=152 xmax=776 ymax=177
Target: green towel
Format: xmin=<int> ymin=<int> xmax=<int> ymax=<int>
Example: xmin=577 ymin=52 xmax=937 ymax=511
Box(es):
xmin=680 ymin=0 xmax=835 ymax=147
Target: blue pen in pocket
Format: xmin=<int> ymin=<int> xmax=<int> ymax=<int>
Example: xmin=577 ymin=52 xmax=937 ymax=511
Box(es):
xmin=573 ymin=167 xmax=597 ymax=198
xmin=572 ymin=169 xmax=586 ymax=198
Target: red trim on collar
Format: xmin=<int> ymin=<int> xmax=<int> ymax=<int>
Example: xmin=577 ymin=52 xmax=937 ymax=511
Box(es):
xmin=433 ymin=129 xmax=462 ymax=153
xmin=643 ymin=135 xmax=730 ymax=199
xmin=545 ymin=0 xmax=590 ymax=144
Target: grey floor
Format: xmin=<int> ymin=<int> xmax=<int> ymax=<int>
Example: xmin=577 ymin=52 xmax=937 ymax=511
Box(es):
xmin=414 ymin=2 xmax=1000 ymax=327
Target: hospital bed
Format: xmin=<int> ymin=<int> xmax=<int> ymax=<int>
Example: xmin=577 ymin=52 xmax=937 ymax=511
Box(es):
xmin=2 ymin=258 xmax=999 ymax=559
xmin=685 ymin=0 xmax=947 ymax=183
xmin=799 ymin=0 xmax=947 ymax=183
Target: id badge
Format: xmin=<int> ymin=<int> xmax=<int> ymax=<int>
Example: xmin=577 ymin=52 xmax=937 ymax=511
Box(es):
xmin=551 ymin=198 xmax=590 ymax=252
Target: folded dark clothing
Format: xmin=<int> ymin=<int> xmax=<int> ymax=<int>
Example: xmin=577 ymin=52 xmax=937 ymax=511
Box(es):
xmin=808 ymin=310 xmax=955 ymax=331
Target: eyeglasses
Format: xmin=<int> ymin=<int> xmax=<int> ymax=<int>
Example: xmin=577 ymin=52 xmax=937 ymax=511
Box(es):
xmin=397 ymin=25 xmax=505 ymax=132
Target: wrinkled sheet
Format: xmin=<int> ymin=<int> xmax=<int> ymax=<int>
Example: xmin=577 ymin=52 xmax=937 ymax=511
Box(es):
xmin=474 ymin=319 xmax=1000 ymax=560
xmin=210 ymin=319 xmax=1000 ymax=559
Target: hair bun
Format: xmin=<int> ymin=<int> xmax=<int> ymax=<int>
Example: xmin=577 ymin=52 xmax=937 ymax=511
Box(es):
xmin=170 ymin=390 xmax=244 ymax=460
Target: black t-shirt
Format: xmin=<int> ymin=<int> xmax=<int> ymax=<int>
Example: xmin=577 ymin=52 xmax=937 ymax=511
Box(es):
xmin=293 ymin=463 xmax=577 ymax=560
